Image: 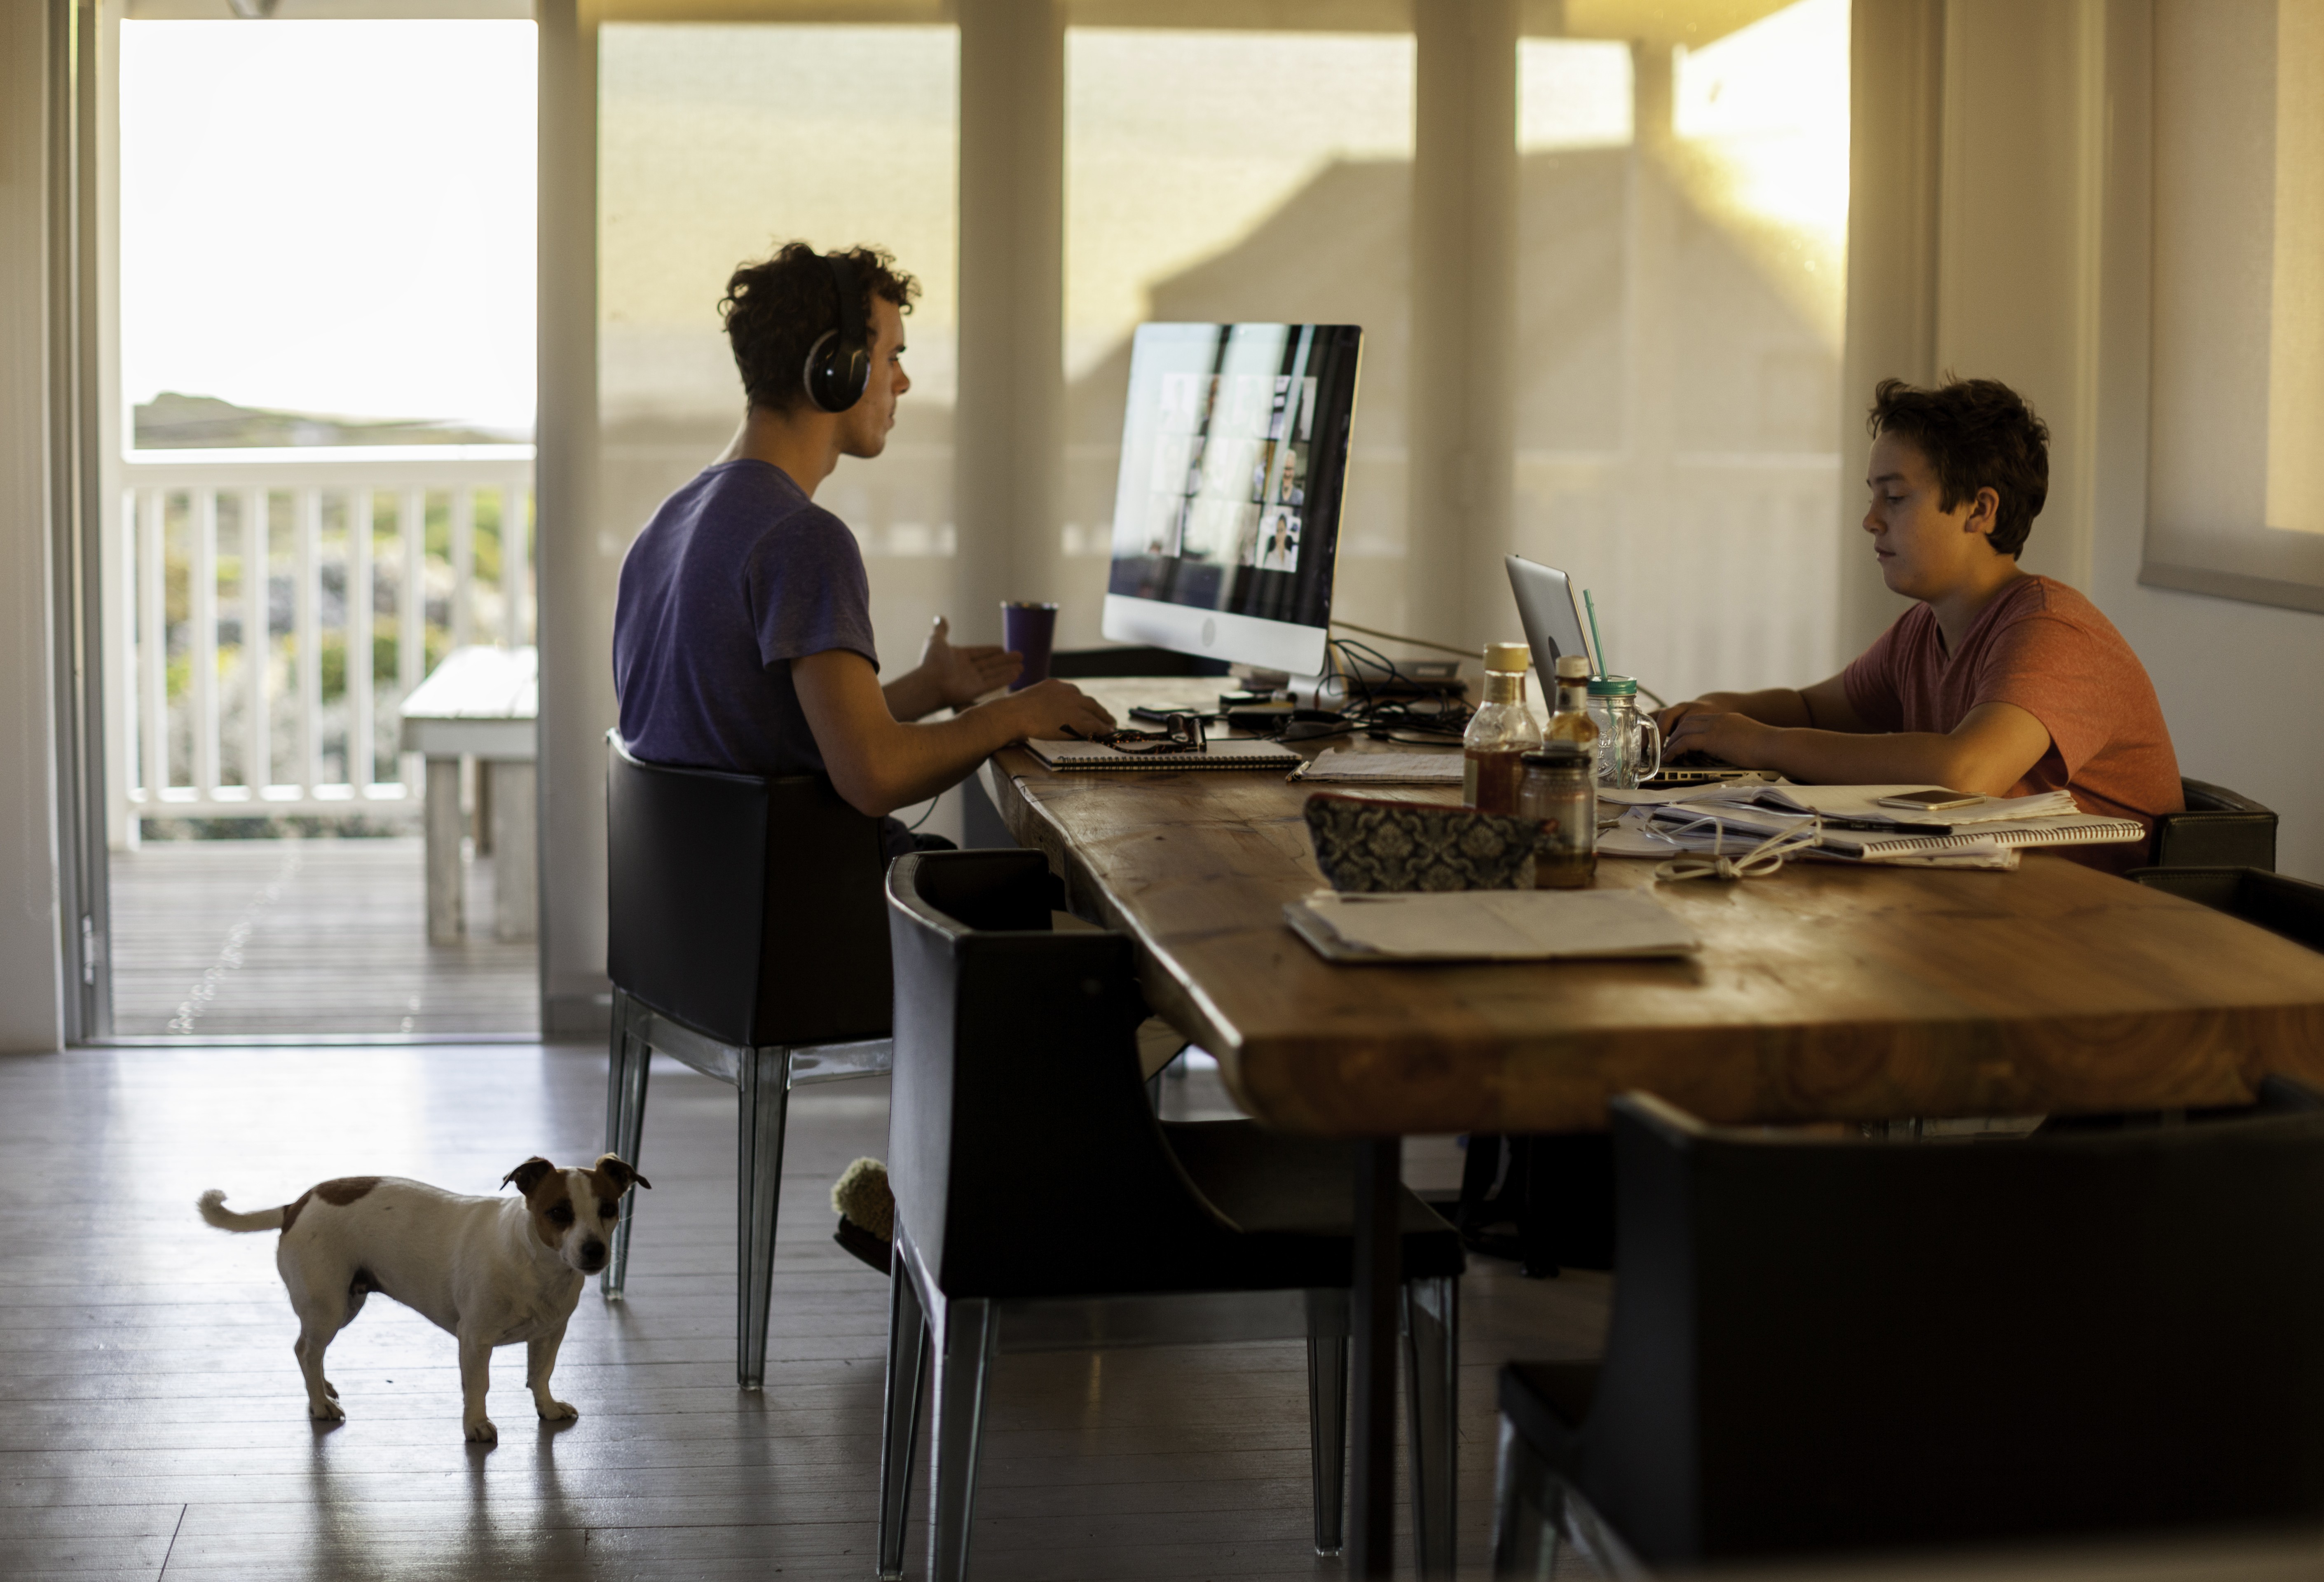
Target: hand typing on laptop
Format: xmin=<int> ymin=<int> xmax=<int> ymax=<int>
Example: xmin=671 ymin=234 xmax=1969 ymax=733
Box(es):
xmin=1643 ymin=377 xmax=2181 ymax=867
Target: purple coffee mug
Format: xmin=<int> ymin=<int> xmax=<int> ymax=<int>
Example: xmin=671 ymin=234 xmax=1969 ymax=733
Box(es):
xmin=1002 ymin=602 xmax=1059 ymax=692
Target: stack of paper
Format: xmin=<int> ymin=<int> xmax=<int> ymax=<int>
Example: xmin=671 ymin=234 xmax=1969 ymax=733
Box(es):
xmin=1289 ymin=749 xmax=1464 ymax=785
xmin=1285 ymin=888 xmax=1700 ymax=962
xmin=1599 ymin=781 xmax=2142 ymax=868
xmin=1700 ymin=783 xmax=2083 ymax=826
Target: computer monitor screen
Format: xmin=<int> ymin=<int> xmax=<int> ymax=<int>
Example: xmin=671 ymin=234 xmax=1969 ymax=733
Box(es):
xmin=1101 ymin=322 xmax=1361 ymax=676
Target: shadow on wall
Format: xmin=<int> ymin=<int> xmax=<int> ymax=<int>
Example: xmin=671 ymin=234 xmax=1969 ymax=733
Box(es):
xmin=598 ymin=143 xmax=1835 ymax=682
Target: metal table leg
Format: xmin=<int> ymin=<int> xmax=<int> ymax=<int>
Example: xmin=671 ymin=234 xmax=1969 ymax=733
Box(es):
xmin=1349 ymin=1135 xmax=1402 ymax=1577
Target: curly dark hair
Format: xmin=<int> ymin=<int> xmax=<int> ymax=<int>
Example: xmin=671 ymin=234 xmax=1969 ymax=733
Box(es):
xmin=720 ymin=242 xmax=920 ymax=414
xmin=1866 ymin=376 xmax=2050 ymax=557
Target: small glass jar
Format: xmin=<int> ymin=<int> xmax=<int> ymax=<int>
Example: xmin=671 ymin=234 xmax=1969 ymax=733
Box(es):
xmin=1585 ymin=676 xmax=1663 ymax=791
xmin=1463 ymin=641 xmax=1540 ymax=814
xmin=1518 ymin=743 xmax=1597 ymax=889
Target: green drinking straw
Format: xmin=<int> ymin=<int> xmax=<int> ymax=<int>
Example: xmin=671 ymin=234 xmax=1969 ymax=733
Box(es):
xmin=1584 ymin=589 xmax=1609 ymax=679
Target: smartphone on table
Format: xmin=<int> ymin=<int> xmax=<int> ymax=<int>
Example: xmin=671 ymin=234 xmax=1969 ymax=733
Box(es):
xmin=1873 ymin=789 xmax=1986 ymax=812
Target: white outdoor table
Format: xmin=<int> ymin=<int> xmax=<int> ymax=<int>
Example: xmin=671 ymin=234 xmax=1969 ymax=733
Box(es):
xmin=398 ymin=644 xmax=537 ymax=944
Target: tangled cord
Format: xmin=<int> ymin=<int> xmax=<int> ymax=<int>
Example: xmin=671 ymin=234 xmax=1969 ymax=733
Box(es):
xmin=1303 ymin=637 xmax=1476 ymax=741
xmin=1649 ymin=813 xmax=1822 ymax=883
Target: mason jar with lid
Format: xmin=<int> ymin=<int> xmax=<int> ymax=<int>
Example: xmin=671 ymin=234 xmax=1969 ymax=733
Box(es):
xmin=1585 ymin=676 xmax=1663 ymax=791
xmin=1518 ymin=742 xmax=1596 ymax=889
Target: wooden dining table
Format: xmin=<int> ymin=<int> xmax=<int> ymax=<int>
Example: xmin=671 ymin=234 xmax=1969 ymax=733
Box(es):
xmin=982 ymin=681 xmax=2324 ymax=1575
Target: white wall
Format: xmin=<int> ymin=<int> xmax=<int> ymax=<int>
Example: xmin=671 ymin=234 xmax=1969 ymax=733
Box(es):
xmin=0 ymin=1 xmax=68 ymax=1053
xmin=1912 ymin=0 xmax=2322 ymax=882
xmin=2084 ymin=0 xmax=2324 ymax=882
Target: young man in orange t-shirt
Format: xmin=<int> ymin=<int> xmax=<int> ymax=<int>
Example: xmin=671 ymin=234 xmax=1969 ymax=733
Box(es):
xmin=1656 ymin=377 xmax=2183 ymax=858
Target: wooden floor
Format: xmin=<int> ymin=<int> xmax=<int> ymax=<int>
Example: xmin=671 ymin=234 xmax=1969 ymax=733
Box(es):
xmin=0 ymin=1043 xmax=1609 ymax=1581
xmin=108 ymin=839 xmax=539 ymax=1038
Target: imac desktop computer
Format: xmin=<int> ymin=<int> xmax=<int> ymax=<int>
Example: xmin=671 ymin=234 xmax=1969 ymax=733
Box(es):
xmin=1099 ymin=322 xmax=1362 ymax=676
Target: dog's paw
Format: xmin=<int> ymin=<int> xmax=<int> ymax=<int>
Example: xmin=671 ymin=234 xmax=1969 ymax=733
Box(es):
xmin=308 ymin=1397 xmax=346 ymax=1423
xmin=537 ymin=1399 xmax=579 ymax=1422
xmin=464 ymin=1416 xmax=499 ymax=1444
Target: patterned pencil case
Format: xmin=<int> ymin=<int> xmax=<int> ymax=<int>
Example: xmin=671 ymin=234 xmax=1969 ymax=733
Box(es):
xmin=1303 ymin=793 xmax=1541 ymax=892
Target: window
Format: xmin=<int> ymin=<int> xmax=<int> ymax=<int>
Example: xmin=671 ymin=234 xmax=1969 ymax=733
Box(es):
xmin=1513 ymin=0 xmax=1848 ymax=700
xmin=598 ymin=22 xmax=960 ymax=651
xmin=1061 ymin=24 xmax=1415 ymax=648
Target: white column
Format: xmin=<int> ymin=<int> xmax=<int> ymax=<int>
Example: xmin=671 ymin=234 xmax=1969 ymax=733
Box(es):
xmin=503 ymin=481 xmax=529 ymax=650
xmin=1838 ymin=0 xmax=1944 ymax=659
xmin=137 ymin=489 xmax=165 ymax=799
xmin=537 ymin=0 xmax=610 ymax=1037
xmin=242 ymin=487 xmax=267 ymax=789
xmin=1408 ymin=0 xmax=1520 ymax=655
xmin=450 ymin=484 xmax=475 ymax=651
xmin=0 ymin=0 xmax=65 ymax=1050
xmin=1934 ymin=0 xmax=2107 ymax=597
xmin=954 ymin=0 xmax=1065 ymax=634
xmin=296 ymin=486 xmax=322 ymax=793
xmin=191 ymin=488 xmax=218 ymax=796
xmin=398 ymin=485 xmax=425 ymax=790
xmin=349 ymin=487 xmax=374 ymax=788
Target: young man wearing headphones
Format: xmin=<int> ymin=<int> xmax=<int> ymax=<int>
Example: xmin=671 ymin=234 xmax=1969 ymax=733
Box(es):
xmin=1656 ymin=376 xmax=2181 ymax=865
xmin=612 ymin=243 xmax=1114 ymax=858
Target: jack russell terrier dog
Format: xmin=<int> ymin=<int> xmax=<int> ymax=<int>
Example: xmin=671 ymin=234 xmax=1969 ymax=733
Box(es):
xmin=199 ymin=1154 xmax=649 ymax=1443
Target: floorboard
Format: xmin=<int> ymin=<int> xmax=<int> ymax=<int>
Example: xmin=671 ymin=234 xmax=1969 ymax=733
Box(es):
xmin=0 ymin=1044 xmax=1609 ymax=1580
xmin=107 ymin=839 xmax=538 ymax=1038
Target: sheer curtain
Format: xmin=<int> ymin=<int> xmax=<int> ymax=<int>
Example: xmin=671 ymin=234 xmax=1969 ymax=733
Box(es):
xmin=597 ymin=22 xmax=961 ymax=659
xmin=1513 ymin=0 xmax=1849 ymax=702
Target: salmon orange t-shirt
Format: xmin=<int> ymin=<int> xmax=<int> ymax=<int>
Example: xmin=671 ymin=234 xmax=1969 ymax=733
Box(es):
xmin=1841 ymin=576 xmax=2183 ymax=864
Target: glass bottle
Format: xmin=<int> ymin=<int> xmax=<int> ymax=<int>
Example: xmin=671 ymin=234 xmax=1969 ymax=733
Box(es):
xmin=1519 ymin=744 xmax=1598 ymax=888
xmin=1544 ymin=653 xmax=1600 ymax=761
xmin=1463 ymin=642 xmax=1539 ymax=814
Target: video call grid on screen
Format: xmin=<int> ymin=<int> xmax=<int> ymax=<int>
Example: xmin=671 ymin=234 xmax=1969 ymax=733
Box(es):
xmin=1106 ymin=323 xmax=1361 ymax=634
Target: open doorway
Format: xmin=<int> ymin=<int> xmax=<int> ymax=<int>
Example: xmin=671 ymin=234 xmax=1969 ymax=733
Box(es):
xmin=100 ymin=11 xmax=539 ymax=1039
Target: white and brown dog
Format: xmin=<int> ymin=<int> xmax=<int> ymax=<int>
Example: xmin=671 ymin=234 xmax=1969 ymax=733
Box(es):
xmin=198 ymin=1154 xmax=649 ymax=1443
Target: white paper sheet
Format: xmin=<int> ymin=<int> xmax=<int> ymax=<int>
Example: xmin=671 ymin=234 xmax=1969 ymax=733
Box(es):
xmin=1286 ymin=888 xmax=1699 ymax=962
xmin=1292 ymin=749 xmax=1465 ymax=785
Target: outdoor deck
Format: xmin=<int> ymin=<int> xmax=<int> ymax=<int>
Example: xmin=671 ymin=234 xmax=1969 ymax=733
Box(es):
xmin=109 ymin=838 xmax=538 ymax=1038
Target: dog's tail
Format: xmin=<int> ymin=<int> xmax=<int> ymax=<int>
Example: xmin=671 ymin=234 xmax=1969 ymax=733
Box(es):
xmin=198 ymin=1189 xmax=285 ymax=1233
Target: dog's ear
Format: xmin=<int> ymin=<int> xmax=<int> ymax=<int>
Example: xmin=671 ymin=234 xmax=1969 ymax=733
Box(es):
xmin=501 ymin=1156 xmax=557 ymax=1195
xmin=594 ymin=1153 xmax=651 ymax=1194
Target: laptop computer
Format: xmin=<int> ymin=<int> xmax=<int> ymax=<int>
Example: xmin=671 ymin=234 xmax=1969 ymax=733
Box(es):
xmin=1502 ymin=554 xmax=1756 ymax=786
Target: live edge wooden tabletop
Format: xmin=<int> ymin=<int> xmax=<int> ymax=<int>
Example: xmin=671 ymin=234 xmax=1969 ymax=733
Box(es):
xmin=984 ymin=682 xmax=2324 ymax=1137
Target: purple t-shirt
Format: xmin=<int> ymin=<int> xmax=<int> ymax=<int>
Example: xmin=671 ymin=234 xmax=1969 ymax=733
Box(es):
xmin=613 ymin=460 xmax=912 ymax=854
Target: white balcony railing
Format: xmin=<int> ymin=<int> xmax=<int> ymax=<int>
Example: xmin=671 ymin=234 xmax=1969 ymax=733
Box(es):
xmin=114 ymin=446 xmax=534 ymax=829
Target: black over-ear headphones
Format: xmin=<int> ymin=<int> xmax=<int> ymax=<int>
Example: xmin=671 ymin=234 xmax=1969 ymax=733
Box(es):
xmin=802 ymin=253 xmax=870 ymax=414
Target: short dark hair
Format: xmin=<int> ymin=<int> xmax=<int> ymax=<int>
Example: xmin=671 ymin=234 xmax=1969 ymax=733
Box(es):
xmin=1867 ymin=376 xmax=2050 ymax=557
xmin=720 ymin=242 xmax=919 ymax=414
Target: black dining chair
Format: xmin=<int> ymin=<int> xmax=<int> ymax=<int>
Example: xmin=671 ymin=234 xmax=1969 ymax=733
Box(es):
xmin=1490 ymin=1080 xmax=2324 ymax=1577
xmin=2150 ymin=777 xmax=2277 ymax=869
xmin=876 ymin=848 xmax=1466 ymax=1581
xmin=601 ymin=731 xmax=893 ymax=1388
xmin=2127 ymin=864 xmax=2324 ymax=952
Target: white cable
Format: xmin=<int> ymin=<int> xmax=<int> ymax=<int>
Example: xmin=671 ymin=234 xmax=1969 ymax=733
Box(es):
xmin=1649 ymin=813 xmax=1821 ymax=883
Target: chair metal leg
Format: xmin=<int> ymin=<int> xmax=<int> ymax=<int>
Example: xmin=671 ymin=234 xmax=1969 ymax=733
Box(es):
xmin=735 ymin=1044 xmax=793 ymax=1389
xmin=1305 ymin=1328 xmax=1349 ymax=1556
xmin=877 ymin=1252 xmax=929 ymax=1582
xmin=601 ymin=990 xmax=652 ymax=1299
xmin=928 ymin=1297 xmax=996 ymax=1582
xmin=1491 ymin=1415 xmax=1556 ymax=1580
xmin=1403 ymin=1275 xmax=1459 ymax=1577
xmin=1349 ymin=1137 xmax=1403 ymax=1578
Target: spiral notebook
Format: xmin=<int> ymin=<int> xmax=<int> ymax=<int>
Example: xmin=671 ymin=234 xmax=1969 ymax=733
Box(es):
xmin=1642 ymin=801 xmax=2144 ymax=860
xmin=1022 ymin=735 xmax=1303 ymax=772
